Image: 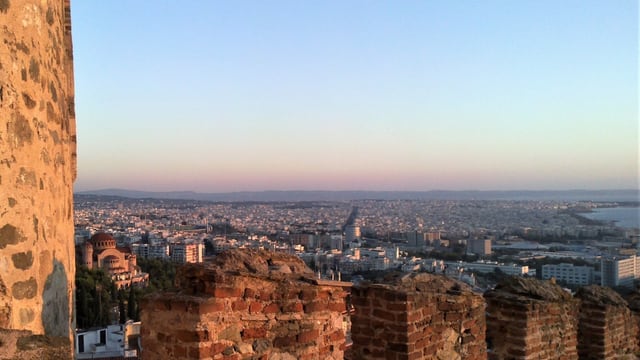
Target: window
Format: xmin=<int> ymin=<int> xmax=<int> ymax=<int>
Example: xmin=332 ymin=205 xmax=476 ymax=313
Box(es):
xmin=100 ymin=329 xmax=106 ymax=344
xmin=78 ymin=334 xmax=85 ymax=353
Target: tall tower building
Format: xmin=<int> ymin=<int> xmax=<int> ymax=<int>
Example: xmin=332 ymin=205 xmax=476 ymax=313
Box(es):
xmin=0 ymin=0 xmax=76 ymax=349
xmin=345 ymin=225 xmax=361 ymax=244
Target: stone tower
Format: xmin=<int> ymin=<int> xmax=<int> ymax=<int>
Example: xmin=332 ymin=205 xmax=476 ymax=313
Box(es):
xmin=0 ymin=0 xmax=76 ymax=346
xmin=82 ymin=240 xmax=93 ymax=268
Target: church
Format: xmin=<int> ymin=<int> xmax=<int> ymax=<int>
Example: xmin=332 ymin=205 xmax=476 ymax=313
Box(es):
xmin=82 ymin=233 xmax=149 ymax=289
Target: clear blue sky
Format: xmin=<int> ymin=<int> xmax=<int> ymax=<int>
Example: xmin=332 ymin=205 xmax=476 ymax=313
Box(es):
xmin=71 ymin=1 xmax=638 ymax=192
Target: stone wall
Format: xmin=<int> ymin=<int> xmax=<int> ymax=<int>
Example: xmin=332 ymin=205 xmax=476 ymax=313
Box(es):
xmin=0 ymin=328 xmax=70 ymax=360
xmin=576 ymin=286 xmax=638 ymax=359
xmin=0 ymin=0 xmax=76 ymax=347
xmin=142 ymin=252 xmax=640 ymax=360
xmin=140 ymin=250 xmax=349 ymax=360
xmin=485 ymin=277 xmax=579 ymax=360
xmin=350 ymin=273 xmax=486 ymax=360
xmin=626 ymin=291 xmax=640 ymax=355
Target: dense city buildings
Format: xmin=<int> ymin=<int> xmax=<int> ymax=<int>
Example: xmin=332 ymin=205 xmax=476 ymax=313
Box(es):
xmin=73 ymin=195 xmax=640 ymax=291
xmin=67 ymin=194 xmax=640 ymax=359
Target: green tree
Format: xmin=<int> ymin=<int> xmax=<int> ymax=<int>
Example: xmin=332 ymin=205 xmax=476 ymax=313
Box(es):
xmin=75 ymin=266 xmax=117 ymax=328
xmin=137 ymin=258 xmax=179 ymax=292
xmin=127 ymin=287 xmax=139 ymax=321
xmin=118 ymin=290 xmax=127 ymax=324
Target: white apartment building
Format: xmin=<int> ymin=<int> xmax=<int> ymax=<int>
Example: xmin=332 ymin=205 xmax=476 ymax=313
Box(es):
xmin=149 ymin=244 xmax=170 ymax=259
xmin=171 ymin=242 xmax=204 ymax=264
xmin=541 ymin=263 xmax=595 ymax=286
xmin=130 ymin=243 xmax=169 ymax=259
xmin=601 ymin=255 xmax=640 ymax=288
xmin=445 ymin=261 xmax=529 ymax=276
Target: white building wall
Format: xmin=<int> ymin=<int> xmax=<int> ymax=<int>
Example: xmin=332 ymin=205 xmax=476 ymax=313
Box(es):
xmin=541 ymin=263 xmax=594 ymax=286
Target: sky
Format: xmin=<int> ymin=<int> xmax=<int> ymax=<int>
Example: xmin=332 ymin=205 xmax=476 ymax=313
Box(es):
xmin=71 ymin=1 xmax=638 ymax=193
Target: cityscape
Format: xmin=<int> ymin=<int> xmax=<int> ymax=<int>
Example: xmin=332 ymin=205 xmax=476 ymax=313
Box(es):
xmin=74 ymin=193 xmax=640 ymax=284
xmin=70 ymin=191 xmax=640 ymax=358
xmin=1 ymin=1 xmax=638 ymax=359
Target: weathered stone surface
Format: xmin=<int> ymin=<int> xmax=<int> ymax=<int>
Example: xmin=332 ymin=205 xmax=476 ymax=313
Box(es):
xmin=576 ymin=285 xmax=638 ymax=359
xmin=12 ymin=278 xmax=37 ymax=300
xmin=18 ymin=308 xmax=35 ymax=326
xmin=351 ymin=272 xmax=486 ymax=360
xmin=485 ymin=277 xmax=579 ymax=360
xmin=576 ymin=284 xmax=627 ymax=306
xmin=141 ymin=249 xmax=349 ymax=360
xmin=0 ymin=0 xmax=76 ymax=355
xmin=487 ymin=276 xmax=572 ymax=302
xmin=11 ymin=251 xmax=34 ymax=270
xmin=0 ymin=275 xmax=10 ymax=328
xmin=0 ymin=328 xmax=71 ymax=360
xmin=0 ymin=224 xmax=26 ymax=249
xmin=42 ymin=260 xmax=69 ymax=337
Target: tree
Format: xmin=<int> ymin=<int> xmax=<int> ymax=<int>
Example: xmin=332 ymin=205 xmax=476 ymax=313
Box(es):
xmin=137 ymin=258 xmax=179 ymax=292
xmin=75 ymin=266 xmax=117 ymax=329
xmin=128 ymin=287 xmax=139 ymax=321
xmin=118 ymin=290 xmax=127 ymax=324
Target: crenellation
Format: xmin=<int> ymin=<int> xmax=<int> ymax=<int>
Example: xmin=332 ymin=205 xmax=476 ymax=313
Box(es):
xmin=350 ymin=272 xmax=487 ymax=360
xmin=485 ymin=277 xmax=580 ymax=360
xmin=575 ymin=285 xmax=638 ymax=359
xmin=141 ymin=249 xmax=349 ymax=360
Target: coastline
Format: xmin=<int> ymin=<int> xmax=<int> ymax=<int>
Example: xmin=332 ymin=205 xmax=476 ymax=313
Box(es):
xmin=577 ymin=205 xmax=640 ymax=229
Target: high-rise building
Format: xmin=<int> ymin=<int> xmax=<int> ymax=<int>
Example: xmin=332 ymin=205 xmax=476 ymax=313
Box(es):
xmin=406 ymin=231 xmax=425 ymax=248
xmin=468 ymin=238 xmax=492 ymax=256
xmin=171 ymin=242 xmax=204 ymax=264
xmin=541 ymin=263 xmax=595 ymax=286
xmin=423 ymin=230 xmax=441 ymax=245
xmin=345 ymin=225 xmax=361 ymax=243
xmin=601 ymin=256 xmax=640 ymax=288
xmin=330 ymin=235 xmax=343 ymax=251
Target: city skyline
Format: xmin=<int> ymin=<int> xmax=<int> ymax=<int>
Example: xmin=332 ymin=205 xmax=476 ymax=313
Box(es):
xmin=71 ymin=1 xmax=638 ymax=192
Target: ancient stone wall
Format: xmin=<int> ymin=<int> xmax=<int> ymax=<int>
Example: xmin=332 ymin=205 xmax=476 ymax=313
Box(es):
xmin=142 ymin=253 xmax=640 ymax=360
xmin=625 ymin=292 xmax=640 ymax=355
xmin=140 ymin=250 xmax=349 ymax=360
xmin=485 ymin=277 xmax=579 ymax=360
xmin=0 ymin=0 xmax=76 ymax=347
xmin=576 ymin=286 xmax=638 ymax=359
xmin=350 ymin=273 xmax=486 ymax=360
xmin=0 ymin=328 xmax=70 ymax=360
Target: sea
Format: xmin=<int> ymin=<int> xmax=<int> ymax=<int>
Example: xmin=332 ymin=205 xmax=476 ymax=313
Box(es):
xmin=582 ymin=207 xmax=640 ymax=229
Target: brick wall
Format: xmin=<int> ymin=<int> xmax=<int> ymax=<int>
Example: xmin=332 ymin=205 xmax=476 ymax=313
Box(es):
xmin=576 ymin=285 xmax=638 ymax=359
xmin=141 ymin=251 xmax=640 ymax=360
xmin=485 ymin=277 xmax=579 ymax=360
xmin=626 ymin=292 xmax=640 ymax=356
xmin=140 ymin=250 xmax=349 ymax=360
xmin=350 ymin=273 xmax=486 ymax=360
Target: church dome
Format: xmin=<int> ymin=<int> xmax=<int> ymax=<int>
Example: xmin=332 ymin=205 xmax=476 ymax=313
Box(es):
xmin=90 ymin=233 xmax=116 ymax=251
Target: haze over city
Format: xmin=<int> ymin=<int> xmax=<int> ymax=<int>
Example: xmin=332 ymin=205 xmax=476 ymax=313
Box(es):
xmin=71 ymin=1 xmax=638 ymax=193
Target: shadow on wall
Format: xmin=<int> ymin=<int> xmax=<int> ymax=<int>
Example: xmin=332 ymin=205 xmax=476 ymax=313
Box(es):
xmin=42 ymin=259 xmax=69 ymax=338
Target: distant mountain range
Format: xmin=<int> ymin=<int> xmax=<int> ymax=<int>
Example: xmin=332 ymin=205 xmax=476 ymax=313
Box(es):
xmin=75 ymin=188 xmax=640 ymax=203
